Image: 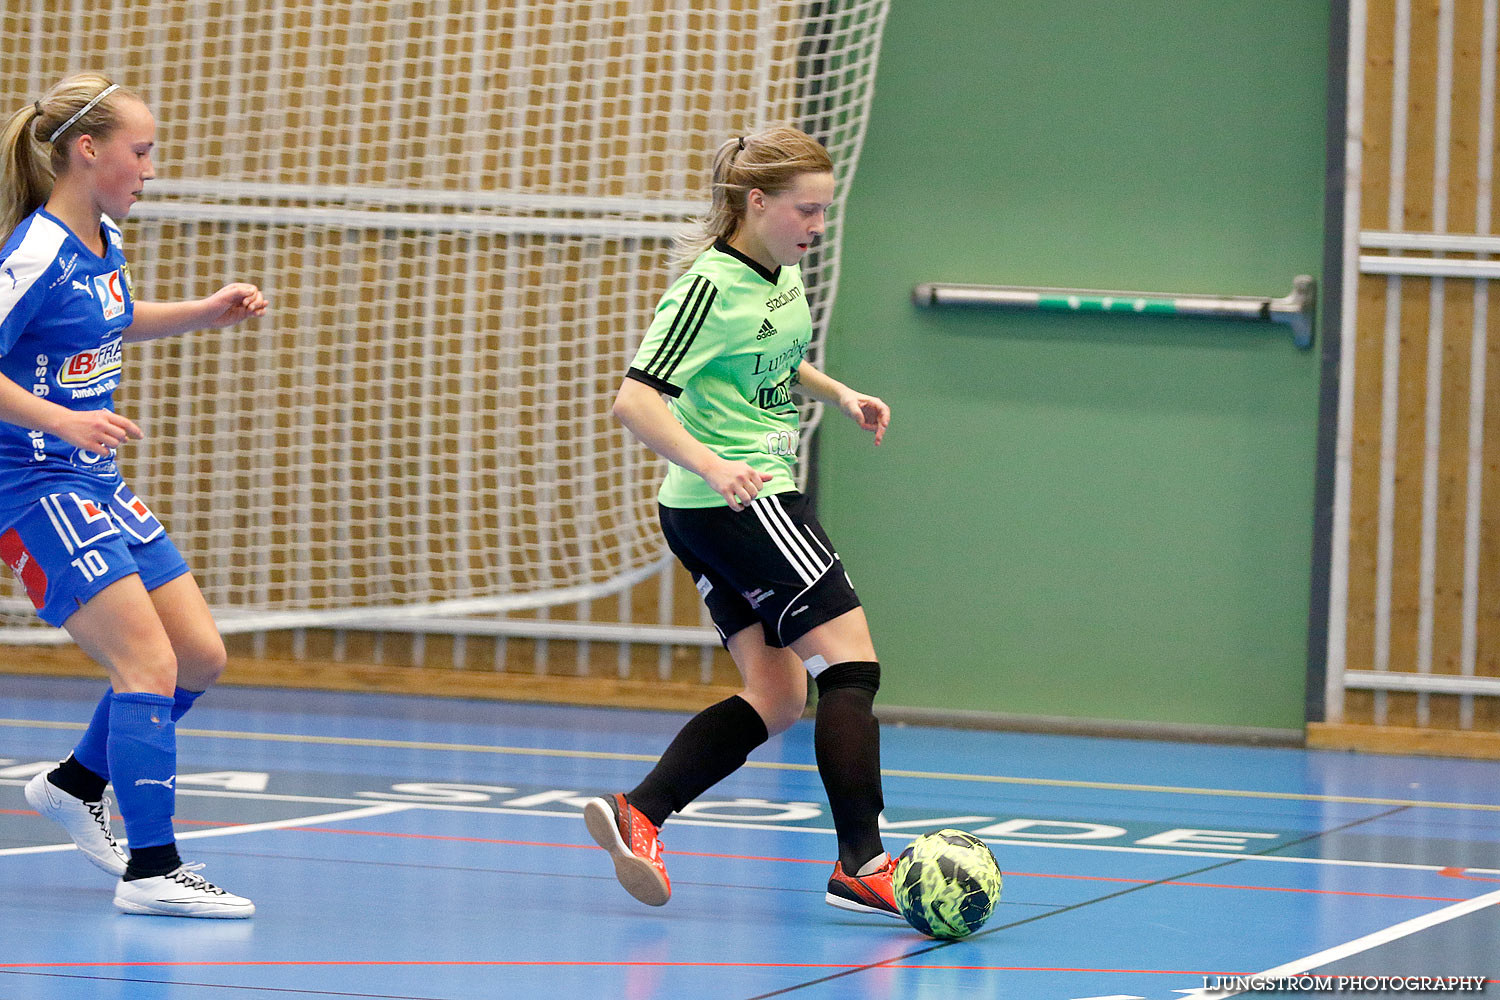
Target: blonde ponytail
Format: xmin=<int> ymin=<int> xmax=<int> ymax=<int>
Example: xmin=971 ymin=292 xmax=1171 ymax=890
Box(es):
xmin=0 ymin=103 xmax=52 ymax=240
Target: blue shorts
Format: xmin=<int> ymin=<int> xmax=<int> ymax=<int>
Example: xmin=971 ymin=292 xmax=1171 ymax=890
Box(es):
xmin=0 ymin=482 xmax=190 ymax=627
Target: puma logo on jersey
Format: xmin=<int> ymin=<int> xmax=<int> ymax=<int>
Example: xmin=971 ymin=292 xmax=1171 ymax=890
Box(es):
xmin=3 ymin=267 xmax=15 ymax=289
xmin=755 ymin=319 xmax=777 ymax=341
xmin=72 ymin=279 xmax=94 ymax=297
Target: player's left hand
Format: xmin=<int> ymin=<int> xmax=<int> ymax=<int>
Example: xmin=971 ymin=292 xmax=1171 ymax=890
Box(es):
xmin=840 ymin=392 xmax=890 ymax=445
xmin=201 ymin=283 xmax=268 ymax=328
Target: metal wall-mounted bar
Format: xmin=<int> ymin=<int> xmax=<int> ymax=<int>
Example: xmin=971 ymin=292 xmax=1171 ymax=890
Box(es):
xmin=1343 ymin=670 xmax=1500 ymax=697
xmin=910 ymin=276 xmax=1317 ymax=349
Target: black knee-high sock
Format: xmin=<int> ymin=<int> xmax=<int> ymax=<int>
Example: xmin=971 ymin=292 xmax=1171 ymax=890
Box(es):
xmin=814 ymin=661 xmax=886 ymax=871
xmin=627 ymin=695 xmax=769 ymax=828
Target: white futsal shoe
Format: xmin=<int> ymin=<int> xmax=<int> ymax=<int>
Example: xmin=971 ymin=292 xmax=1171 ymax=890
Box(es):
xmin=114 ymin=864 xmax=255 ymax=919
xmin=24 ymin=772 xmax=128 ymax=877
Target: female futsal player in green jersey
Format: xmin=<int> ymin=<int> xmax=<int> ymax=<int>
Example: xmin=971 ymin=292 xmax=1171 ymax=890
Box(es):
xmin=584 ymin=125 xmax=899 ymax=919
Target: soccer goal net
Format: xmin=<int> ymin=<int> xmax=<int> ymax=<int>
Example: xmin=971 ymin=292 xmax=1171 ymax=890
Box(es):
xmin=0 ymin=2 xmax=891 ymax=640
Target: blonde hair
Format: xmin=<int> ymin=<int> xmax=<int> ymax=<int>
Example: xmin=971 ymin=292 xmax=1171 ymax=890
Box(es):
xmin=673 ymin=125 xmax=835 ymax=266
xmin=1 ymin=73 xmax=138 ymax=238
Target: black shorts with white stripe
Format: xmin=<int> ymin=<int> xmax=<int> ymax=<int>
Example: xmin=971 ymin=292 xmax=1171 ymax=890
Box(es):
xmin=658 ymin=491 xmax=862 ymax=649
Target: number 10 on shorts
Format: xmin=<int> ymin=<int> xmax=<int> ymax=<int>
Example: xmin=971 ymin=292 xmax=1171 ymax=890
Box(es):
xmin=71 ymin=549 xmax=110 ymax=582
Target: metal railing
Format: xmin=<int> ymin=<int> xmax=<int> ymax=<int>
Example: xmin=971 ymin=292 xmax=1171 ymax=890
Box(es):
xmin=911 ymin=276 xmax=1317 ymax=348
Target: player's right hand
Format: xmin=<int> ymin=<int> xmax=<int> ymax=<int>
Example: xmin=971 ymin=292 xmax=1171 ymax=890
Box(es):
xmin=51 ymin=408 xmax=144 ymax=456
xmin=703 ymin=459 xmax=774 ymax=511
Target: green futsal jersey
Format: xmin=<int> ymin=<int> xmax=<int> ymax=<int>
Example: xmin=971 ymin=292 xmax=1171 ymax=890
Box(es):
xmin=627 ymin=240 xmax=811 ymax=508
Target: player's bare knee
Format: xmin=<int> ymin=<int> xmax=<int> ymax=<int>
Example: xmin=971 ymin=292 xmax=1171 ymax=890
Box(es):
xmin=763 ymin=692 xmax=806 ymax=735
xmin=742 ymin=681 xmax=805 ymax=735
xmin=177 ymin=633 xmax=227 ymax=689
xmin=114 ymin=648 xmax=179 ymax=698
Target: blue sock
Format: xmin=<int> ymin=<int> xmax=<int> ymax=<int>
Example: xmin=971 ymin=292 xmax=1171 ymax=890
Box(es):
xmin=106 ymin=692 xmax=177 ymax=851
xmin=71 ymin=686 xmax=204 ymax=783
xmin=71 ymin=688 xmax=114 ymax=778
xmin=171 ymin=686 xmax=204 ymax=722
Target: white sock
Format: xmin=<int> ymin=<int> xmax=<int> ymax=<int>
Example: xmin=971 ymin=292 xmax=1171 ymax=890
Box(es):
xmin=855 ymin=852 xmax=889 ymax=877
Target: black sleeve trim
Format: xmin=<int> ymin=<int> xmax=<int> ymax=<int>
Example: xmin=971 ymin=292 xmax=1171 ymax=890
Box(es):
xmin=640 ymin=275 xmax=716 ymax=384
xmin=626 ymin=367 xmax=682 ymax=397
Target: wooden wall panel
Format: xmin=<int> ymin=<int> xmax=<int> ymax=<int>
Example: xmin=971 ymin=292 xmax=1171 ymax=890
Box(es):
xmin=1315 ymin=0 xmax=1500 ymax=751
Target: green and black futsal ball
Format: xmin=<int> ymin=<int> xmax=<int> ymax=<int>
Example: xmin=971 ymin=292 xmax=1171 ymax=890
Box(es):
xmin=893 ymin=829 xmax=1003 ymax=939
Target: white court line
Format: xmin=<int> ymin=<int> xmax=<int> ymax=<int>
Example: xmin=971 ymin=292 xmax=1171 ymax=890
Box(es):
xmin=1203 ymin=885 xmax=1500 ymax=997
xmin=173 ymin=802 xmax=414 ymax=841
xmin=6 ymin=717 xmax=1500 ymax=813
xmin=0 ymin=802 xmax=412 ymax=859
xmin=5 ymin=778 xmax=1497 ymax=877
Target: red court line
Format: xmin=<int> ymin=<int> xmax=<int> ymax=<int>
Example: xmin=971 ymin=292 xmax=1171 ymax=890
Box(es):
xmin=1024 ymin=870 xmax=1467 ymax=903
xmin=14 ymin=812 xmax=1476 ymax=904
xmin=0 ymin=959 xmax=1231 ymax=975
xmin=1440 ymin=867 xmax=1500 ymax=883
xmin=259 ymin=823 xmax=1473 ymax=904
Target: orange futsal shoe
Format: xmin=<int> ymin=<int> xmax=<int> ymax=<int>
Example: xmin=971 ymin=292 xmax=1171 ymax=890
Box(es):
xmin=583 ymin=793 xmax=671 ymax=906
xmin=825 ymin=854 xmax=902 ymax=918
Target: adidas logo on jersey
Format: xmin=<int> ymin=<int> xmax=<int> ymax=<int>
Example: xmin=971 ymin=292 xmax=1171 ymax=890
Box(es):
xmin=755 ymin=319 xmax=777 ymax=341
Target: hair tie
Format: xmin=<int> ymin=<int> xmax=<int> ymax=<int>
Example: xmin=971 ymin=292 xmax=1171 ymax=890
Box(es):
xmin=33 ymin=100 xmax=42 ymax=116
xmin=48 ymin=83 xmax=118 ymax=144
xmin=737 ymin=136 xmax=746 ymax=151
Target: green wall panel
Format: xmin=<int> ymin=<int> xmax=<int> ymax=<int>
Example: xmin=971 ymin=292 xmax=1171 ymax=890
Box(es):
xmin=818 ymin=1 xmax=1330 ymax=728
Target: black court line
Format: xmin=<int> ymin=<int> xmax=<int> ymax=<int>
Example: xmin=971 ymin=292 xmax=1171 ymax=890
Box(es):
xmin=740 ymin=806 xmax=1414 ymax=999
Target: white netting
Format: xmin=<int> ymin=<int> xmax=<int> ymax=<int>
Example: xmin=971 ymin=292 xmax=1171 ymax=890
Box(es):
xmin=0 ymin=1 xmax=889 ymax=640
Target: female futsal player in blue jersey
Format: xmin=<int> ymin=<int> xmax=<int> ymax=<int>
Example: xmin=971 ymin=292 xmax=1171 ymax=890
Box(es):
xmin=583 ymin=126 xmax=900 ymax=919
xmin=0 ymin=74 xmax=265 ymax=918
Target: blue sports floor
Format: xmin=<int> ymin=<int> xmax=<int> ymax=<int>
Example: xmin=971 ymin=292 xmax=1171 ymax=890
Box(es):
xmin=1 ymin=675 xmax=1497 ymax=1000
